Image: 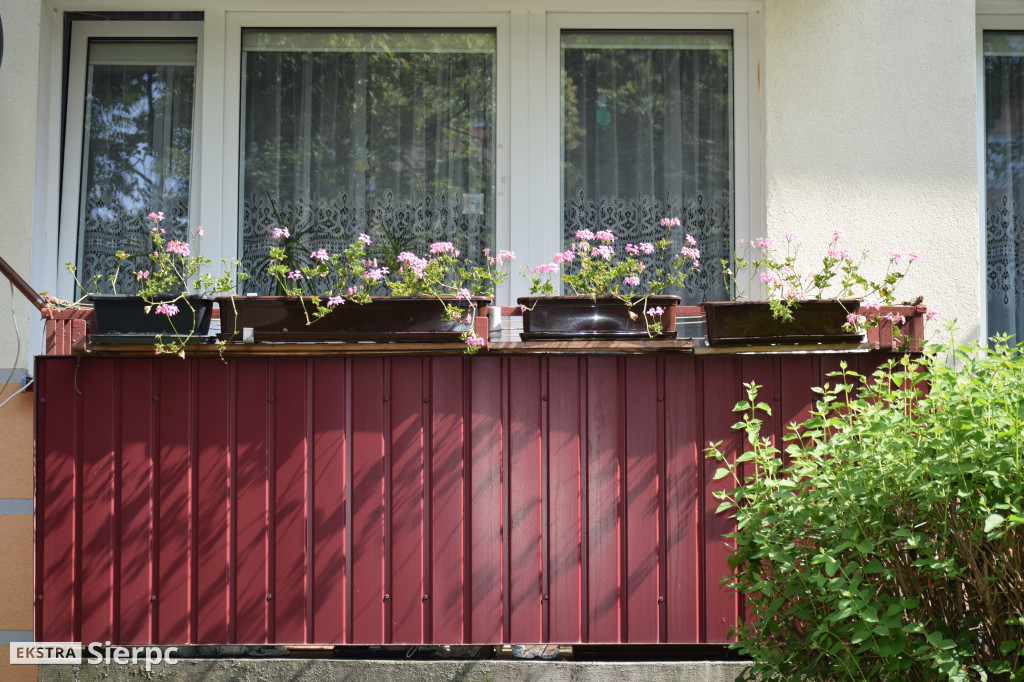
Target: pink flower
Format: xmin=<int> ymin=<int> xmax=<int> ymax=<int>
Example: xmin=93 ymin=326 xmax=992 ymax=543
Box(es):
xmin=429 ymin=241 xmax=458 ymax=255
xmin=520 ymin=304 xmax=528 ymax=313
xmin=828 ymin=248 xmax=851 ymax=261
xmin=497 ymin=250 xmax=516 ymax=265
xmin=166 ymin=240 xmax=190 ymax=257
xmin=287 ymin=270 xmax=303 ymax=280
xmin=465 ymin=335 xmax=486 ymax=348
xmin=659 ymin=217 xmax=681 ymax=227
xmin=754 ymin=237 xmax=775 ymax=249
xmin=783 ymin=232 xmax=800 ymax=242
xmin=909 ymin=252 xmax=920 ymax=262
xmin=760 ymin=272 xmax=778 ymax=285
xmin=364 ymin=267 xmax=389 ymax=282
xmin=625 ymin=244 xmax=640 ymax=255
xmin=327 ymin=296 xmax=344 ymax=307
xmin=685 ymin=234 xmax=697 ymax=246
xmin=397 ymin=252 xmax=428 ymax=277
xmin=196 ymin=226 xmax=204 ymax=237
xmin=624 ymin=276 xmax=640 ymax=287
xmin=833 ymin=229 xmax=846 ymax=239
xmin=273 ymin=226 xmax=290 ymax=240
xmin=553 ymin=250 xmax=575 ymax=263
xmin=862 ymin=299 xmax=882 ymax=311
xmin=348 ymin=287 xmax=359 ymax=295
xmin=595 ymin=230 xmax=615 ymax=242
xmin=358 ymin=233 xmax=372 ymax=244
xmin=575 ymin=229 xmax=595 ymax=241
xmin=147 ymin=211 xmax=165 ymax=222
xmin=531 ymin=263 xmax=558 ymax=275
xmin=647 ymin=306 xmax=665 ymax=317
xmin=456 ymin=288 xmax=472 ymax=301
xmin=887 ymin=249 xmax=902 ymax=262
xmin=311 ymin=249 xmax=329 ymax=262
xmin=639 ymin=243 xmax=655 ymax=255
xmin=680 ymin=246 xmax=700 ymax=261
xmin=136 ymin=270 xmax=150 ymax=280
xmin=593 ymin=245 xmax=614 ymax=260
xmin=153 ymin=303 xmax=179 ymax=316
xmin=925 ymin=309 xmax=940 ymax=321
xmin=846 ymin=313 xmax=866 ymax=326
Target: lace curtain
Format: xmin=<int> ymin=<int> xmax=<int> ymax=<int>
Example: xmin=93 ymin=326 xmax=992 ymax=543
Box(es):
xmin=561 ymin=31 xmax=734 ymax=303
xmin=77 ymin=41 xmax=196 ymax=294
xmin=239 ymin=30 xmax=496 ymax=295
xmin=985 ymin=34 xmax=1024 ymax=343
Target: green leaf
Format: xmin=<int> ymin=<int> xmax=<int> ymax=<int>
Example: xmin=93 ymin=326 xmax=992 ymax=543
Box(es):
xmin=984 ymin=513 xmax=1005 ymax=533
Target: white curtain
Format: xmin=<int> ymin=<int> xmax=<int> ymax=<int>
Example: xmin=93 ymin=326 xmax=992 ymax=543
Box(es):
xmin=239 ymin=30 xmax=496 ymax=295
xmin=985 ymin=32 xmax=1024 ymax=344
xmin=561 ymin=31 xmax=733 ymax=303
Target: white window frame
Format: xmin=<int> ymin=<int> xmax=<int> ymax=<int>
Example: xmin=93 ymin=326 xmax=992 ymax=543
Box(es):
xmin=56 ymin=20 xmax=205 ymax=301
xmin=976 ymin=10 xmax=1024 ymax=343
xmin=538 ymin=12 xmax=757 ymax=299
xmin=222 ymin=11 xmax=512 ymax=302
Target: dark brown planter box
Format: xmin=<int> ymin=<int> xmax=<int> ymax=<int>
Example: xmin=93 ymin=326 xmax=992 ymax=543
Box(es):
xmin=517 ymin=295 xmax=680 ymax=340
xmin=89 ymin=294 xmax=214 ymax=338
xmin=701 ymin=299 xmax=862 ymax=346
xmin=217 ymin=296 xmax=490 ymax=343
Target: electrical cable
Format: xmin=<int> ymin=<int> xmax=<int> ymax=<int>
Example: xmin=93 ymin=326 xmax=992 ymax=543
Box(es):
xmin=0 ymin=280 xmax=27 ymax=408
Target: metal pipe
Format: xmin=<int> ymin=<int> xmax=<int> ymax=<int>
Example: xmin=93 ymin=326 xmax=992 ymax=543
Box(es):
xmin=0 ymin=255 xmax=46 ymax=311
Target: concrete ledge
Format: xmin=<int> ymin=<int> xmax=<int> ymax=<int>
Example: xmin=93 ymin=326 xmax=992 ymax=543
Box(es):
xmin=39 ymin=658 xmax=750 ymax=681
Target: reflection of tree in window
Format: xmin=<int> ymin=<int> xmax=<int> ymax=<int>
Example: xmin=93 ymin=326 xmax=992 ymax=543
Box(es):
xmin=561 ymin=32 xmax=733 ymax=303
xmin=78 ymin=40 xmax=196 ymax=294
xmin=240 ymin=31 xmax=496 ymax=295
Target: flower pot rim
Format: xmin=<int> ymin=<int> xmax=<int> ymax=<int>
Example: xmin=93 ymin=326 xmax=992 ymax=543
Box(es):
xmin=701 ymin=297 xmax=860 ymax=308
xmin=217 ymin=294 xmax=491 ymax=303
xmin=518 ymin=294 xmax=682 ymax=303
xmin=89 ymin=292 xmax=212 ymax=301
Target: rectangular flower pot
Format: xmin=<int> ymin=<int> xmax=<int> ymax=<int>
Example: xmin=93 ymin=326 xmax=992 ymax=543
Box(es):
xmin=517 ymin=295 xmax=679 ymax=340
xmin=88 ymin=294 xmax=214 ymax=339
xmin=217 ymin=296 xmax=489 ymax=343
xmin=701 ymin=299 xmax=863 ymax=346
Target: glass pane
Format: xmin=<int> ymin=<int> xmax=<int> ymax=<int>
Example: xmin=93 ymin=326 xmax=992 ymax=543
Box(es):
xmin=561 ymin=30 xmax=733 ymax=303
xmin=78 ymin=39 xmax=196 ymax=294
xmin=984 ymin=32 xmax=1024 ymax=344
xmin=240 ymin=29 xmax=496 ymax=295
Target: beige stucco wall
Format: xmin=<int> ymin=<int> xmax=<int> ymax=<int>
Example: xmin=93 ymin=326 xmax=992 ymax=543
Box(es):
xmin=763 ymin=0 xmax=980 ymax=343
xmin=0 ymin=1 xmax=42 ymax=372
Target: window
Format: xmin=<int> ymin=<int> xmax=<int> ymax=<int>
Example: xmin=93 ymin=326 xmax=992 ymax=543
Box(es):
xmin=238 ymin=29 xmax=497 ymax=294
xmin=58 ymin=21 xmax=202 ymax=296
xmin=982 ymin=29 xmax=1024 ymax=343
xmin=560 ymin=30 xmax=733 ymax=302
xmin=52 ymin=9 xmax=758 ymax=307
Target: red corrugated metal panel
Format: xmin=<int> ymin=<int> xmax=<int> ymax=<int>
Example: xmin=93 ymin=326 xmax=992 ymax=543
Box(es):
xmin=35 ymin=352 xmax=908 ymax=646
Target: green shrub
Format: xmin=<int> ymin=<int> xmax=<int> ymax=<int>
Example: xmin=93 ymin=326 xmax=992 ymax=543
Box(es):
xmin=708 ymin=340 xmax=1024 ymax=681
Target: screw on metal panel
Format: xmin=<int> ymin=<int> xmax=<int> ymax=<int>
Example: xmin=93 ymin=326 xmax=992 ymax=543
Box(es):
xmin=542 ymin=396 xmax=548 ymax=402
xmin=153 ymin=396 xmax=159 ymax=402
xmin=383 ymin=594 xmax=390 ymax=601
xmin=37 ymin=594 xmax=43 ymax=601
xmin=151 ymin=595 xmax=157 ymax=602
xmin=267 ymin=594 xmax=273 ymax=601
xmin=39 ymin=398 xmax=45 ymax=404
xmin=422 ymin=595 xmax=429 ymax=601
xmin=542 ymin=595 xmax=549 ymax=600
xmin=423 ymin=398 xmax=429 ymax=403
xmin=383 ymin=397 xmax=390 ymax=402
xmin=269 ymin=397 xmax=275 ymax=403
xmin=657 ymin=397 xmax=664 ymax=402
xmin=658 ymin=596 xmax=665 ymax=603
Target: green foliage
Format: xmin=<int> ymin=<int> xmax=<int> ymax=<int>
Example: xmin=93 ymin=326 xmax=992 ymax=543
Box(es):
xmin=708 ymin=339 xmax=1024 ymax=681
